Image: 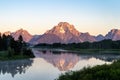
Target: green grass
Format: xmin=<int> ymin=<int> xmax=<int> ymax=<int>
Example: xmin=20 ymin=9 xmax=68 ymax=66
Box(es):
xmin=0 ymin=51 xmax=8 ymax=56
xmin=57 ymin=60 xmax=120 ymax=80
xmin=64 ymin=48 xmax=120 ymax=54
xmin=0 ymin=51 xmax=33 ymax=61
xmin=0 ymin=51 xmax=9 ymax=60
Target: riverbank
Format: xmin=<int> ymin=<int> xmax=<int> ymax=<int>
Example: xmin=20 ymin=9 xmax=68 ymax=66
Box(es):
xmin=33 ymin=47 xmax=120 ymax=54
xmin=65 ymin=49 xmax=120 ymax=54
xmin=57 ymin=60 xmax=120 ymax=80
xmin=0 ymin=49 xmax=34 ymax=61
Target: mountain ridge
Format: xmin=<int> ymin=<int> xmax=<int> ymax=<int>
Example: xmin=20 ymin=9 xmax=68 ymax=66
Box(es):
xmin=1 ymin=28 xmax=33 ymax=42
xmin=1 ymin=22 xmax=120 ymax=44
xmin=33 ymin=22 xmax=97 ymax=44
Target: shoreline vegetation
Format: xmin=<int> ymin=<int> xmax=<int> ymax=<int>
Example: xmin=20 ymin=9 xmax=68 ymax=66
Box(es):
xmin=34 ymin=39 xmax=120 ymax=54
xmin=56 ymin=60 xmax=120 ymax=80
xmin=0 ymin=50 xmax=33 ymax=61
xmin=33 ymin=47 xmax=120 ymax=54
xmin=0 ymin=34 xmax=34 ymax=61
xmin=34 ymin=40 xmax=120 ymax=80
xmin=34 ymin=39 xmax=120 ymax=50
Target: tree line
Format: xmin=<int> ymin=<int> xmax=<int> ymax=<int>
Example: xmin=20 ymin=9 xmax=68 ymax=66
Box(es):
xmin=0 ymin=34 xmax=33 ymax=58
xmin=35 ymin=39 xmax=120 ymax=49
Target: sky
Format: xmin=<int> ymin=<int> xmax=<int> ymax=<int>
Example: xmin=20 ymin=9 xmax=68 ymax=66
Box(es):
xmin=0 ymin=0 xmax=120 ymax=36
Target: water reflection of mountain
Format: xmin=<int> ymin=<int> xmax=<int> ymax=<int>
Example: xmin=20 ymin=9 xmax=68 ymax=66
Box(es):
xmin=33 ymin=49 xmax=80 ymax=71
xmin=0 ymin=59 xmax=33 ymax=77
xmin=33 ymin=49 xmax=120 ymax=71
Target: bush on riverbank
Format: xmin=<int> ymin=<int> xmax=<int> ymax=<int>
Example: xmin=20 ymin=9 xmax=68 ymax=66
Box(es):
xmin=57 ymin=60 xmax=120 ymax=80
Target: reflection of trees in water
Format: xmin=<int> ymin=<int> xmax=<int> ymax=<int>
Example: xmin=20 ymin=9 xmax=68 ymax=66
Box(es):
xmin=34 ymin=49 xmax=120 ymax=62
xmin=33 ymin=49 xmax=120 ymax=71
xmin=79 ymin=54 xmax=120 ymax=62
xmin=95 ymin=55 xmax=120 ymax=62
xmin=0 ymin=59 xmax=33 ymax=77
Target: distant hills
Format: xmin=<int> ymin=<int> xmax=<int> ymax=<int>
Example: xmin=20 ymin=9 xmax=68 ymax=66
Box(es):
xmin=11 ymin=29 xmax=33 ymax=42
xmin=1 ymin=22 xmax=120 ymax=44
xmin=2 ymin=28 xmax=32 ymax=42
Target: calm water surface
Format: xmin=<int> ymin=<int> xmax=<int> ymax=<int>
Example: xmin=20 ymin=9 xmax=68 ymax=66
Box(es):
xmin=0 ymin=48 xmax=120 ymax=80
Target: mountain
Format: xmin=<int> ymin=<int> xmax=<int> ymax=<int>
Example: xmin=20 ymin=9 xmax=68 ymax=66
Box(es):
xmin=29 ymin=35 xmax=42 ymax=44
xmin=2 ymin=23 xmax=120 ymax=44
xmin=29 ymin=34 xmax=63 ymax=44
xmin=95 ymin=34 xmax=105 ymax=41
xmin=3 ymin=31 xmax=11 ymax=36
xmin=34 ymin=34 xmax=62 ymax=44
xmin=44 ymin=22 xmax=82 ymax=43
xmin=31 ymin=22 xmax=96 ymax=44
xmin=0 ymin=31 xmax=11 ymax=36
xmin=11 ymin=29 xmax=33 ymax=42
xmin=79 ymin=32 xmax=96 ymax=42
xmin=105 ymin=29 xmax=120 ymax=41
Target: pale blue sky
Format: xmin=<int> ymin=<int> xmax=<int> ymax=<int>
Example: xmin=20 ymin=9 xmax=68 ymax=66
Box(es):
xmin=0 ymin=0 xmax=120 ymax=35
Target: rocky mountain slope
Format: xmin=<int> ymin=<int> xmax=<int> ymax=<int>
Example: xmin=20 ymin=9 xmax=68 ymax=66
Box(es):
xmin=1 ymin=22 xmax=120 ymax=44
xmin=105 ymin=29 xmax=120 ymax=41
xmin=11 ymin=29 xmax=33 ymax=42
xmin=95 ymin=34 xmax=105 ymax=41
xmin=32 ymin=22 xmax=96 ymax=44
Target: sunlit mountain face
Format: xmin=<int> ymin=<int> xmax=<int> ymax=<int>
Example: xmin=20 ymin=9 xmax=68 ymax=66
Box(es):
xmin=0 ymin=28 xmax=33 ymax=42
xmin=105 ymin=29 xmax=120 ymax=41
xmin=11 ymin=28 xmax=33 ymax=42
xmin=1 ymin=22 xmax=120 ymax=44
xmin=31 ymin=22 xmax=96 ymax=44
xmin=28 ymin=22 xmax=120 ymax=44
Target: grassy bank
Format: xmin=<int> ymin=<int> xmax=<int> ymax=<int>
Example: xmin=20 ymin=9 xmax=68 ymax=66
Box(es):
xmin=57 ymin=60 xmax=120 ymax=80
xmin=0 ymin=50 xmax=34 ymax=61
xmin=65 ymin=49 xmax=120 ymax=54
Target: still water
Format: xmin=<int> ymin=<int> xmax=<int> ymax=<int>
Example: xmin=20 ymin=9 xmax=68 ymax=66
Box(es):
xmin=0 ymin=48 xmax=120 ymax=80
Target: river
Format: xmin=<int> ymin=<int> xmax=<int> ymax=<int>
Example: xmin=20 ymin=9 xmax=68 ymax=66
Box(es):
xmin=0 ymin=48 xmax=120 ymax=80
